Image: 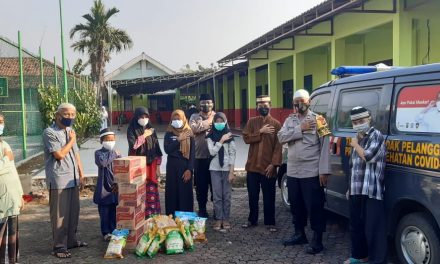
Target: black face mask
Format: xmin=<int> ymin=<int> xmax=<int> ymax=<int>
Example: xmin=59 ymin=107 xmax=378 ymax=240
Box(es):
xmin=200 ymin=104 xmax=213 ymax=113
xmin=60 ymin=117 xmax=74 ymax=127
xmin=258 ymin=107 xmax=270 ymax=116
xmin=294 ymin=102 xmax=309 ymax=114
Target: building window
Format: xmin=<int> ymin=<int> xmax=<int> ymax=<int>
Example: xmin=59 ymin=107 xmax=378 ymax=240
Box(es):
xmin=304 ymin=75 xmax=313 ymax=94
xmin=124 ymin=96 xmax=133 ymax=111
xmin=256 ymin=85 xmax=263 ymax=97
xmin=337 ymin=89 xmax=381 ymax=130
xmin=282 ymin=79 xmax=293 ymax=108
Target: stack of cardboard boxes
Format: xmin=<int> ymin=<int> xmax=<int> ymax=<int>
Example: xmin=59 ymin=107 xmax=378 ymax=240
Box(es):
xmin=113 ymin=156 xmax=147 ymax=249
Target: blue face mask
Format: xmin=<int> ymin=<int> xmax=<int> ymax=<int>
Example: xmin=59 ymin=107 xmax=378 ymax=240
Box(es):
xmin=214 ymin=122 xmax=226 ymax=131
xmin=0 ymin=124 xmax=4 ymax=135
xmin=61 ymin=117 xmax=74 ymax=127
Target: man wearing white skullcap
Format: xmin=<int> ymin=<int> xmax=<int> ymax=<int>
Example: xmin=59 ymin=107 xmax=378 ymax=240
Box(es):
xmin=277 ymin=89 xmax=331 ymax=254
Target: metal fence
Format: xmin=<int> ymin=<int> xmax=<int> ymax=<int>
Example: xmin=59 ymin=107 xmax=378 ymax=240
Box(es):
xmin=0 ymin=34 xmax=91 ymax=162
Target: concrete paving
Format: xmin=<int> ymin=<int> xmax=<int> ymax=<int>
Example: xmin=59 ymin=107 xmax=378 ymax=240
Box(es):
xmin=18 ymin=189 xmax=354 ymax=264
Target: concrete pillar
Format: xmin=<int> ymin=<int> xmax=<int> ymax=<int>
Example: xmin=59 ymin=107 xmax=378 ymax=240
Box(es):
xmin=331 ymin=38 xmax=346 ymax=79
xmin=294 ymin=53 xmax=304 ymax=92
xmin=248 ymin=68 xmax=256 ymax=118
xmin=268 ymin=61 xmax=280 ymax=120
xmin=222 ymin=75 xmax=228 ymax=112
xmin=174 ymin=89 xmax=180 ymax=109
xmin=393 ymin=9 xmax=414 ymax=66
xmin=233 ymin=71 xmax=242 ymax=128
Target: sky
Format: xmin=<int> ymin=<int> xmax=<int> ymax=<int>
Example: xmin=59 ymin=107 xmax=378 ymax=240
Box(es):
xmin=0 ymin=0 xmax=324 ymax=74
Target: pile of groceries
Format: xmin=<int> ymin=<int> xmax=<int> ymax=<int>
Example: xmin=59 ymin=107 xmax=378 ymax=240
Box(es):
xmin=103 ymin=156 xmax=207 ymax=259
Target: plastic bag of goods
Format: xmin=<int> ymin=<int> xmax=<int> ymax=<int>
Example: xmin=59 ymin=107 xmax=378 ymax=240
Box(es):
xmin=176 ymin=218 xmax=194 ymax=250
xmin=192 ymin=217 xmax=207 ymax=242
xmin=104 ymin=229 xmax=130 ymax=259
xmin=135 ymin=228 xmax=157 ymax=257
xmin=174 ymin=211 xmax=197 ymax=220
xmin=164 ymin=227 xmax=184 ymax=255
xmin=153 ymin=214 xmax=177 ymax=229
xmin=146 ymin=229 xmax=166 ymax=258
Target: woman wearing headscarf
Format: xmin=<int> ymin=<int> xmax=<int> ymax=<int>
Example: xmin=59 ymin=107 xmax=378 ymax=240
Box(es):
xmin=127 ymin=107 xmax=163 ymax=218
xmin=164 ymin=110 xmax=195 ymax=215
xmin=206 ymin=112 xmax=236 ymax=231
xmin=0 ymin=113 xmax=24 ymax=263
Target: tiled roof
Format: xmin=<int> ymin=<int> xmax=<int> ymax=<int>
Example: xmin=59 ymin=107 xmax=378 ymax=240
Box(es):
xmin=0 ymin=57 xmax=61 ymax=77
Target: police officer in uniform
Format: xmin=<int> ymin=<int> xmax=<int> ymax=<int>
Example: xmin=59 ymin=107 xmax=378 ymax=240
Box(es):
xmin=277 ymin=89 xmax=331 ymax=254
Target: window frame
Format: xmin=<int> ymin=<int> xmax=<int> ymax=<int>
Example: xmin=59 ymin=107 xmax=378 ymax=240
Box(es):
xmin=335 ymin=87 xmax=383 ymax=132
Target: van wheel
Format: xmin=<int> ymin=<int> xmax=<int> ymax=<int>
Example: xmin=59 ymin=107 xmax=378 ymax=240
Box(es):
xmin=281 ymin=174 xmax=290 ymax=208
xmin=395 ymin=212 xmax=440 ymax=264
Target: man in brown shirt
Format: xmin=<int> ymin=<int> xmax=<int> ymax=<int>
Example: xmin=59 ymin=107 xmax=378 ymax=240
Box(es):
xmin=242 ymin=95 xmax=282 ymax=231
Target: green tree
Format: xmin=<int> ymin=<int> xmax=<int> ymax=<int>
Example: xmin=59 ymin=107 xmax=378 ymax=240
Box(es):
xmin=70 ymin=0 xmax=132 ymax=102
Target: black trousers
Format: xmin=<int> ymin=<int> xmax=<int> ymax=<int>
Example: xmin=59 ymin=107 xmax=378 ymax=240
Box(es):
xmin=349 ymin=195 xmax=387 ymax=264
xmin=165 ymin=156 xmax=194 ymax=215
xmin=247 ymin=172 xmax=277 ymax=225
xmin=287 ymin=176 xmax=326 ymax=233
xmin=194 ymin=158 xmax=212 ymax=212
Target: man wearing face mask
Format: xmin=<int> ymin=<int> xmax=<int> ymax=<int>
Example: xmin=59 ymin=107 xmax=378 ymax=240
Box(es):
xmin=415 ymin=91 xmax=440 ymax=132
xmin=42 ymin=103 xmax=87 ymax=259
xmin=344 ymin=106 xmax=387 ymax=264
xmin=189 ymin=94 xmax=215 ymax=217
xmin=242 ymin=95 xmax=282 ymax=232
xmin=278 ymin=89 xmax=331 ymax=254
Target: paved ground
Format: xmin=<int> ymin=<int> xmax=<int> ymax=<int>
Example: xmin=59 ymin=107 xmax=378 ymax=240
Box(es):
xmin=18 ymin=189 xmax=352 ymax=264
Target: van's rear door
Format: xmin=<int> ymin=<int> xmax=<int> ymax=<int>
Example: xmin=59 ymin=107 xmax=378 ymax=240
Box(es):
xmin=387 ymin=74 xmax=440 ymax=229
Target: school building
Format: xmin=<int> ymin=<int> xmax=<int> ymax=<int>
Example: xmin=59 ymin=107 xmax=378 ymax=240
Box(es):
xmin=109 ymin=0 xmax=440 ymax=127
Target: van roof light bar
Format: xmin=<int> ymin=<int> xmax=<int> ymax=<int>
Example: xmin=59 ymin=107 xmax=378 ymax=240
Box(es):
xmin=331 ymin=63 xmax=398 ymax=77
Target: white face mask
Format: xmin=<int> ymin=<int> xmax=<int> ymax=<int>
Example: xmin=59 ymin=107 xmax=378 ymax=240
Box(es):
xmin=436 ymin=101 xmax=440 ymax=111
xmin=171 ymin=120 xmax=183 ymax=129
xmin=353 ymin=122 xmax=370 ymax=134
xmin=0 ymin=124 xmax=4 ymax=135
xmin=138 ymin=118 xmax=149 ymax=127
xmin=102 ymin=141 xmax=115 ymax=151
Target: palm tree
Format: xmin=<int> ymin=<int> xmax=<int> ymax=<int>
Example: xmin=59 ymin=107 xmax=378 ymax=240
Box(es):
xmin=70 ymin=0 xmax=132 ymax=102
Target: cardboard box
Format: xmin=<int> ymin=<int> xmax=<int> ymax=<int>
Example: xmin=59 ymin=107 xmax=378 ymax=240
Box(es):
xmin=118 ymin=180 xmax=145 ymax=194
xmin=116 ymin=206 xmax=145 ymax=230
xmin=119 ymin=192 xmax=146 ymax=207
xmin=125 ymin=222 xmax=146 ymax=250
xmin=113 ymin=156 xmax=146 ymax=173
xmin=118 ymin=182 xmax=146 ymax=199
xmin=114 ymin=166 xmax=146 ymax=184
xmin=116 ymin=203 xmax=146 ymax=216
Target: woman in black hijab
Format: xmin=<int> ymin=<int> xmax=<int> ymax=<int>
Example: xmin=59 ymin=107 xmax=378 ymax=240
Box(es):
xmin=127 ymin=107 xmax=163 ymax=218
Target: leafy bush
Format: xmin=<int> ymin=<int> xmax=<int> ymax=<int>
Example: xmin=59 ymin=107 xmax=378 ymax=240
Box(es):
xmin=38 ymin=85 xmax=101 ymax=146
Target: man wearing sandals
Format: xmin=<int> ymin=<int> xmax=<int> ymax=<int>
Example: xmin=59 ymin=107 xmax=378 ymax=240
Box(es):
xmin=344 ymin=106 xmax=387 ymax=264
xmin=43 ymin=103 xmax=87 ymax=258
xmin=242 ymin=95 xmax=282 ymax=232
xmin=278 ymin=89 xmax=331 ymax=254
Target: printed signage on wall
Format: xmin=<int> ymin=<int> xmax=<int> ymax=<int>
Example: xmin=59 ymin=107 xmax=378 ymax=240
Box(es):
xmin=396 ymin=85 xmax=440 ymax=133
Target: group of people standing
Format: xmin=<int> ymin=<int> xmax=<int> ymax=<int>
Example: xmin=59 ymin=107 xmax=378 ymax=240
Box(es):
xmin=0 ymin=84 xmax=386 ymax=263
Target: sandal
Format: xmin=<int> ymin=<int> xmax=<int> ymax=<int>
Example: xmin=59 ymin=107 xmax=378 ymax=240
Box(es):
xmin=68 ymin=241 xmax=88 ymax=249
xmin=52 ymin=248 xmax=71 ymax=259
xmin=267 ymin=225 xmax=278 ymax=232
xmin=213 ymin=220 xmax=222 ymax=231
xmin=103 ymin=234 xmax=112 ymax=242
xmin=241 ymin=221 xmax=257 ymax=228
xmin=343 ymin=257 xmax=369 ymax=264
xmin=222 ymin=221 xmax=231 ymax=229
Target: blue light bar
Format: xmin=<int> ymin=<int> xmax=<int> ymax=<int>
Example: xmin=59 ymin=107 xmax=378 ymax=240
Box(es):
xmin=331 ymin=66 xmax=377 ymax=76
